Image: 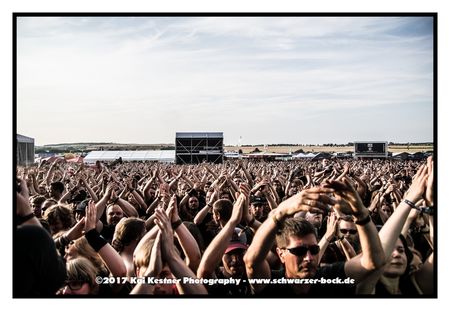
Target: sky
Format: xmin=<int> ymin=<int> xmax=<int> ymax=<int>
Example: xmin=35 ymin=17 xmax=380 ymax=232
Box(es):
xmin=16 ymin=15 xmax=434 ymax=146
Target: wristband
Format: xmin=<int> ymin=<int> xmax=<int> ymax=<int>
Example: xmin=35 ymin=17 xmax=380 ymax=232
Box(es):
xmin=404 ymin=200 xmax=434 ymax=215
xmin=17 ymin=213 xmax=35 ymax=225
xmin=354 ymin=214 xmax=371 ymax=226
xmin=404 ymin=199 xmax=420 ymax=211
xmin=171 ymin=219 xmax=183 ymax=230
xmin=85 ymin=229 xmax=107 ymax=252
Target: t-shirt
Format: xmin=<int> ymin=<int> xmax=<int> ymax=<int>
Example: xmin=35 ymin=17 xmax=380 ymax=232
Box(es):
xmin=259 ymin=262 xmax=355 ymax=297
xmin=205 ymin=267 xmax=252 ymax=296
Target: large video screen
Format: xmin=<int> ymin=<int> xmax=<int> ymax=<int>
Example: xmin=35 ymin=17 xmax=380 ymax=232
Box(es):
xmin=355 ymin=142 xmax=386 ymax=153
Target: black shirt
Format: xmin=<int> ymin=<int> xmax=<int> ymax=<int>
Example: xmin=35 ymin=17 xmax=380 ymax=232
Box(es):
xmin=206 ymin=267 xmax=252 ymax=296
xmin=259 ymin=262 xmax=355 ymax=297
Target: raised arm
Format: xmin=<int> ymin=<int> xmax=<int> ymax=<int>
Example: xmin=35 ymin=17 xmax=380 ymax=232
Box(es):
xmin=318 ymin=212 xmax=338 ymax=263
xmin=80 ymin=174 xmax=99 ymax=202
xmin=411 ymin=157 xmax=434 ymax=294
xmin=194 ymin=189 xmax=217 ymax=225
xmin=95 ymin=183 xmax=114 ymax=221
xmin=84 ymin=201 xmax=127 ymax=279
xmin=154 ymin=208 xmax=208 ymax=295
xmin=130 ymin=231 xmax=162 ymax=295
xmin=114 ymin=192 xmax=139 ymax=218
xmin=325 ymin=178 xmax=385 ymax=283
xmin=197 ymin=194 xmax=245 ymax=278
xmin=244 ymin=186 xmax=334 ymax=293
xmin=167 ymin=195 xmax=201 ymax=273
xmin=16 ymin=178 xmax=42 ymax=227
xmin=357 ymin=163 xmax=430 ymax=294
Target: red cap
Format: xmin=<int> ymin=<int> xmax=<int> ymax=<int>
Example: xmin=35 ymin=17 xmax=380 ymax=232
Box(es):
xmin=224 ymin=242 xmax=248 ymax=254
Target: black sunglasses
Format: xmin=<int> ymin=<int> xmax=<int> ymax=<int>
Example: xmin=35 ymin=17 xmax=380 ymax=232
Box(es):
xmin=285 ymin=244 xmax=320 ymax=257
xmin=65 ymin=280 xmax=85 ymax=290
xmin=340 ymin=229 xmax=357 ymax=235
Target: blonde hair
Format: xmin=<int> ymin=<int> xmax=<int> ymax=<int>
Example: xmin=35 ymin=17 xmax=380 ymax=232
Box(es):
xmin=66 ymin=257 xmax=99 ymax=294
xmin=133 ymin=238 xmax=155 ymax=273
xmin=72 ymin=237 xmax=108 ymax=276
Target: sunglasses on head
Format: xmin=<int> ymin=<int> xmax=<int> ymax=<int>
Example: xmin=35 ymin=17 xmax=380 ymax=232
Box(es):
xmin=340 ymin=229 xmax=357 ymax=235
xmin=285 ymin=244 xmax=320 ymax=257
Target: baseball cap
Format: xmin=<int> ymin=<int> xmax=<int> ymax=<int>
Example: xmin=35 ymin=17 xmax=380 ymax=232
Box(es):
xmin=75 ymin=199 xmax=88 ymax=213
xmin=251 ymin=196 xmax=266 ymax=205
xmin=224 ymin=241 xmax=248 ymax=254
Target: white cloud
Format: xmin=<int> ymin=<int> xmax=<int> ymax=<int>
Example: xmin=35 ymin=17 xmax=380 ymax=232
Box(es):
xmin=16 ymin=16 xmax=433 ymax=145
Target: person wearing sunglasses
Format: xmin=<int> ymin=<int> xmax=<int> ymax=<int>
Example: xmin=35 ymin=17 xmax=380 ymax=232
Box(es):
xmin=244 ymin=180 xmax=385 ymax=297
xmin=338 ymin=218 xmax=361 ymax=253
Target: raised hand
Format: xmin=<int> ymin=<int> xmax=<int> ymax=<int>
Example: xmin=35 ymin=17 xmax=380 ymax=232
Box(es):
xmin=145 ymin=231 xmax=162 ymax=278
xmin=166 ymin=194 xmax=180 ymax=222
xmin=277 ymin=186 xmax=335 ymax=216
xmin=84 ymin=200 xmax=98 ymax=232
xmin=324 ymin=212 xmax=338 ymax=242
xmin=229 ymin=194 xmax=245 ymax=226
xmin=404 ymin=164 xmax=428 ymax=204
xmin=425 ymin=156 xmax=434 ymax=206
xmin=154 ymin=208 xmax=175 ymax=260
xmin=16 ymin=178 xmax=32 ymax=216
xmin=324 ymin=178 xmax=366 ymax=218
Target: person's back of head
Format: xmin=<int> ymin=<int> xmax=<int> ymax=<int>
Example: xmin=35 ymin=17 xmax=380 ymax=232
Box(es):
xmin=112 ymin=217 xmax=146 ymax=253
xmin=43 ymin=204 xmax=75 ymax=235
xmin=71 ymin=237 xmax=108 ymax=275
xmin=133 ymin=238 xmax=156 ymax=277
xmin=213 ymin=199 xmax=233 ymax=224
xmin=51 ymin=181 xmax=65 ymax=195
xmin=14 ymin=225 xmax=66 ymax=297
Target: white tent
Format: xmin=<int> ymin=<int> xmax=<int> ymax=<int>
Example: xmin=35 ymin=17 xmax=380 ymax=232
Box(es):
xmin=84 ymin=150 xmax=175 ymax=164
xmin=292 ymin=152 xmax=316 ymax=159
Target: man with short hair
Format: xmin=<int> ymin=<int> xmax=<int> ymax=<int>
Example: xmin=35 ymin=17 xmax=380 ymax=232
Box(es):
xmin=48 ymin=181 xmax=65 ymax=201
xmin=244 ymin=180 xmax=385 ymax=296
xmin=338 ymin=218 xmax=360 ymax=253
xmin=197 ymin=194 xmax=252 ymax=295
xmin=304 ymin=210 xmax=325 ymax=238
xmin=249 ymin=196 xmax=266 ymax=222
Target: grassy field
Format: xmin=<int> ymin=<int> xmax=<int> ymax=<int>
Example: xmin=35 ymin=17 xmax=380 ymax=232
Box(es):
xmin=224 ymin=145 xmax=433 ymax=154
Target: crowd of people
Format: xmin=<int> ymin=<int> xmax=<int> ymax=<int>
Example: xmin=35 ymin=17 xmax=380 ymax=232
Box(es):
xmin=14 ymin=156 xmax=435 ymax=297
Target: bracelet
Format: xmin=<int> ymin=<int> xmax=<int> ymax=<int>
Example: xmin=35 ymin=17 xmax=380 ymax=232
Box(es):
xmin=404 ymin=199 xmax=420 ymax=211
xmin=17 ymin=213 xmax=35 ymax=225
xmin=112 ymin=197 xmax=120 ymax=205
xmin=171 ymin=219 xmax=183 ymax=230
xmin=85 ymin=229 xmax=107 ymax=252
xmin=354 ymin=214 xmax=371 ymax=226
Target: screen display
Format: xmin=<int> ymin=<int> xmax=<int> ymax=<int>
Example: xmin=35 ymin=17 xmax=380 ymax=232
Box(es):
xmin=355 ymin=142 xmax=386 ymax=153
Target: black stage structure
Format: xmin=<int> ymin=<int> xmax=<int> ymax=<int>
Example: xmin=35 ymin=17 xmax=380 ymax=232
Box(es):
xmin=175 ymin=132 xmax=223 ymax=164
